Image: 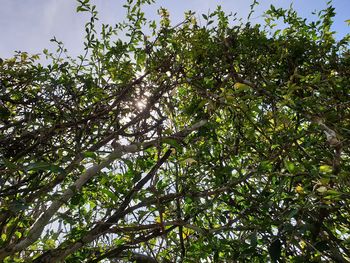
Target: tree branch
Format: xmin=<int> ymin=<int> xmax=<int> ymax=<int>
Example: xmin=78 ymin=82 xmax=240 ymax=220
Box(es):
xmin=26 ymin=120 xmax=207 ymax=262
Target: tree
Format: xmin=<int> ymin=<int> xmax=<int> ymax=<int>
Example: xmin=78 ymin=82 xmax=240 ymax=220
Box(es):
xmin=0 ymin=0 xmax=349 ymax=262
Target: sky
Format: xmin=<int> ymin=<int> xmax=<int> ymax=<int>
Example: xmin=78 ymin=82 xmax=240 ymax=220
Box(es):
xmin=0 ymin=0 xmax=349 ymax=59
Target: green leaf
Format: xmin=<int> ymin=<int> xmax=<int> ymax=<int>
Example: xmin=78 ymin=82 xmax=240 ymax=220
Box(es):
xmin=101 ymin=188 xmax=117 ymax=201
xmin=315 ymin=240 xmax=329 ymax=252
xmin=250 ymin=232 xmax=257 ymax=247
xmin=162 ymin=138 xmax=182 ymax=151
xmin=14 ymin=231 xmax=22 ymax=239
xmin=284 ymin=160 xmax=295 ymax=173
xmin=113 ymin=238 xmax=126 ymax=246
xmin=76 ymin=6 xmax=89 ymax=12
xmin=2 ymin=158 xmax=20 ymax=171
xmin=326 ymin=189 xmax=341 ymax=196
xmin=0 ymin=105 xmax=10 ymax=120
xmin=132 ymin=172 xmax=142 ymax=184
xmin=288 ymin=208 xmax=299 ymax=219
xmin=83 ymin=151 xmax=97 ymax=159
xmin=26 ymin=162 xmax=66 ymax=174
xmin=268 ymin=239 xmax=281 ymax=262
xmin=9 ymin=200 xmax=27 ymax=212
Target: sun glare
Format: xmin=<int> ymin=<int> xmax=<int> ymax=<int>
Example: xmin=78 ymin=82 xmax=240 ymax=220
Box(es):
xmin=136 ymin=100 xmax=146 ymax=110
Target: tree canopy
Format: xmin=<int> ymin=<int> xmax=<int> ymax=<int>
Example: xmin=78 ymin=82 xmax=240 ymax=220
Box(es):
xmin=0 ymin=0 xmax=349 ymax=262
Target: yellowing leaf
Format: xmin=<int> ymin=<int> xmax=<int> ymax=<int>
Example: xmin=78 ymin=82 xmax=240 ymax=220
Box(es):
xmin=234 ymin=82 xmax=250 ymax=90
xmin=183 ymin=158 xmax=197 ymax=165
xmin=1 ymin=233 xmax=6 ymax=241
xmin=345 ymin=19 xmax=350 ymax=25
xmin=170 ymin=88 xmax=177 ymax=96
xmin=316 ymin=186 xmax=327 ymax=193
xmin=295 ymin=185 xmax=304 ymax=194
xmin=122 ymin=235 xmax=132 ymax=242
xmin=225 ymin=95 xmax=235 ymax=103
xmin=319 ymin=165 xmax=332 ymax=173
xmin=171 ymin=148 xmax=176 ymax=155
xmin=45 ymin=239 xmax=56 ymax=249
xmin=182 ymin=227 xmax=194 ymax=239
xmin=319 ymin=177 xmax=330 ymax=185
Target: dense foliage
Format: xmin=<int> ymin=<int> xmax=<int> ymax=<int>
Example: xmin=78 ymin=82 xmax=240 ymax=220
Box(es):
xmin=0 ymin=0 xmax=349 ymax=262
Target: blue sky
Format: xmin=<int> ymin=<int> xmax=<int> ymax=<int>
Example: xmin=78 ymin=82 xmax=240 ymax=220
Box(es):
xmin=0 ymin=0 xmax=348 ymax=59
